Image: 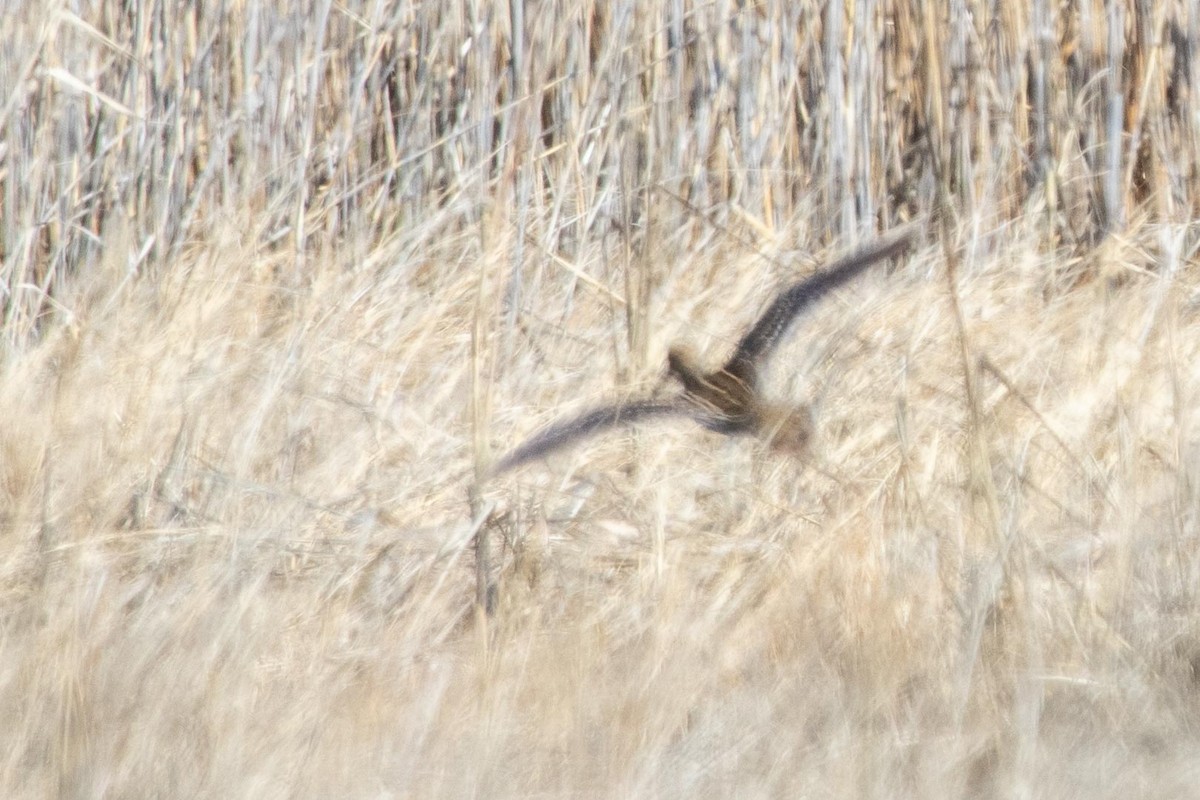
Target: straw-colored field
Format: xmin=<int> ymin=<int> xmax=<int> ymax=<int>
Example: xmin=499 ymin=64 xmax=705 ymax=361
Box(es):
xmin=4 ymin=2 xmax=1200 ymax=797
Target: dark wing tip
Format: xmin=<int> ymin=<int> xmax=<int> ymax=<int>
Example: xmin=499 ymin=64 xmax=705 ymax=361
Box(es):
xmin=726 ymin=224 xmax=918 ymax=371
xmin=487 ymin=400 xmax=688 ymax=477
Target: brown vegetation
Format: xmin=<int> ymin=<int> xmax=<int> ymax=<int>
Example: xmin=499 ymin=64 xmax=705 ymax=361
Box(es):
xmin=3 ymin=1 xmax=1200 ymax=797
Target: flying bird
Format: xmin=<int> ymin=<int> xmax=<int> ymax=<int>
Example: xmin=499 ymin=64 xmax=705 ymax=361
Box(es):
xmin=490 ymin=225 xmax=916 ymax=476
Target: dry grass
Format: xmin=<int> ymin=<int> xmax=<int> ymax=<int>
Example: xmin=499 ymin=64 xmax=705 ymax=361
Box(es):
xmin=4 ymin=1 xmax=1200 ymax=798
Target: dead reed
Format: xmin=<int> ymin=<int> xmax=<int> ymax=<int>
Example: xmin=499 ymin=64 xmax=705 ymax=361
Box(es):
xmin=2 ymin=1 xmax=1199 ymax=797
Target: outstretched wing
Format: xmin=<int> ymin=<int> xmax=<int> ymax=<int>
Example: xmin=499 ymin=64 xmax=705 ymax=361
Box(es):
xmin=491 ymin=399 xmax=694 ymax=475
xmin=723 ymin=225 xmax=916 ymax=379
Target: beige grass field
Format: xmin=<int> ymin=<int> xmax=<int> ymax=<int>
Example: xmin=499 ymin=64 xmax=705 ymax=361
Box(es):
xmin=4 ymin=1 xmax=1200 ymax=798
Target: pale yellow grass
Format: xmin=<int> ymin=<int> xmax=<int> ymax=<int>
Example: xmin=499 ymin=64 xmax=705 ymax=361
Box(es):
xmin=2 ymin=211 xmax=1199 ymax=798
xmin=5 ymin=1 xmax=1200 ymax=797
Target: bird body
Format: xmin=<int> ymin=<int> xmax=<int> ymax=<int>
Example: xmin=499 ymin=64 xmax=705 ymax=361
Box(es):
xmin=490 ymin=225 xmax=916 ymax=476
xmin=665 ymin=348 xmax=757 ymax=432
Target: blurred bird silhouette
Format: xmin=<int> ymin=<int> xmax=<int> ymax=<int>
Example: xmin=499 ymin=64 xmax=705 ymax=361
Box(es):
xmin=490 ymin=225 xmax=916 ymax=476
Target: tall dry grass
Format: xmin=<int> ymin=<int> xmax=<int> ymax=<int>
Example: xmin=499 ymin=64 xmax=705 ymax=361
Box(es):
xmin=2 ymin=1 xmax=1200 ymax=797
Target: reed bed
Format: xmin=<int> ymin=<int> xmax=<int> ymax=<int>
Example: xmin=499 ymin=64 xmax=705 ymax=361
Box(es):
xmin=2 ymin=1 xmax=1199 ymax=797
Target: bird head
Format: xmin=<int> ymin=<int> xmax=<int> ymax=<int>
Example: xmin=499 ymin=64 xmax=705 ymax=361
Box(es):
xmin=758 ymin=403 xmax=814 ymax=456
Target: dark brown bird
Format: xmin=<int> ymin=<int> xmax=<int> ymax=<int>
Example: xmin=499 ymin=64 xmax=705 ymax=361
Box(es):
xmin=490 ymin=225 xmax=916 ymax=475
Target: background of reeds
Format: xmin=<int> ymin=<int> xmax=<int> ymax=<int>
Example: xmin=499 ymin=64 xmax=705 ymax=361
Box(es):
xmin=3 ymin=1 xmax=1200 ymax=797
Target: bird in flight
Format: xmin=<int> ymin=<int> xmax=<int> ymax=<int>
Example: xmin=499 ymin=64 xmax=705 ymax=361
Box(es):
xmin=490 ymin=225 xmax=916 ymax=476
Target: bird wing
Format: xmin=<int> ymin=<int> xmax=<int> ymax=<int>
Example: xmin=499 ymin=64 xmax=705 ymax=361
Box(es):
xmin=723 ymin=225 xmax=916 ymax=379
xmin=490 ymin=399 xmax=696 ymax=475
